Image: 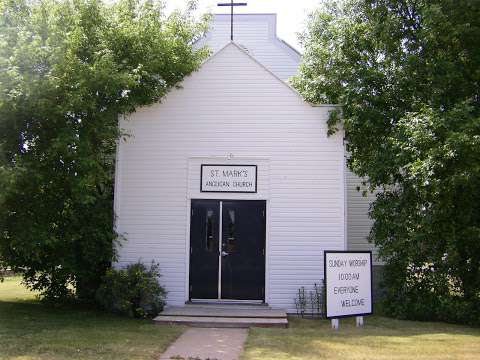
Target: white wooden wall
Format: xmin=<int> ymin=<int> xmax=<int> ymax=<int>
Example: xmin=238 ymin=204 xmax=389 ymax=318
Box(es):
xmin=346 ymin=170 xmax=380 ymax=263
xmin=198 ymin=14 xmax=379 ymax=265
xmin=114 ymin=43 xmax=345 ymax=312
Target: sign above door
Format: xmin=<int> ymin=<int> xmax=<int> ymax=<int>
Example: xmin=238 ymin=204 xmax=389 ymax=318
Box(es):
xmin=201 ymin=164 xmax=257 ymax=193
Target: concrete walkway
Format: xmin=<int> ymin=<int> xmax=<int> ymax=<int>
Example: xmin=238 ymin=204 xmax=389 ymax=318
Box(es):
xmin=160 ymin=328 xmax=248 ymax=360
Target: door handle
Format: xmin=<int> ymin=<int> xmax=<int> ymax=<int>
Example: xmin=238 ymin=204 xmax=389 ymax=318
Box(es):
xmin=221 ymin=251 xmax=229 ymax=257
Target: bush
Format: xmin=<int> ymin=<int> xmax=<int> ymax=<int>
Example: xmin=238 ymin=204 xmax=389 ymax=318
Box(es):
xmin=96 ymin=261 xmax=166 ymax=318
xmin=382 ymin=264 xmax=480 ymax=326
xmin=385 ymin=293 xmax=480 ymax=326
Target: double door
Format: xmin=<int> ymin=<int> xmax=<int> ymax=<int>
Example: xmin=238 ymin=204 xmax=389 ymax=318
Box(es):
xmin=189 ymin=199 xmax=266 ymax=301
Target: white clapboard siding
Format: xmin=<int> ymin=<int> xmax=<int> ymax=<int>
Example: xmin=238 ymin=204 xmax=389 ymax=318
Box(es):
xmin=199 ymin=14 xmax=380 ymax=264
xmin=114 ymin=43 xmax=345 ymax=312
xmin=346 ymin=169 xmax=382 ymax=263
xmin=196 ymin=14 xmax=301 ymax=81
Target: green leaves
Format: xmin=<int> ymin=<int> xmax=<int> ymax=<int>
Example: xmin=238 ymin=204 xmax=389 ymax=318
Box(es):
xmin=96 ymin=261 xmax=166 ymax=318
xmin=0 ymin=0 xmax=209 ymax=302
xmin=295 ymin=0 xmax=480 ymax=323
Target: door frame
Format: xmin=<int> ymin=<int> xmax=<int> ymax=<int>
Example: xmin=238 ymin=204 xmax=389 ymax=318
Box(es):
xmin=186 ymin=198 xmax=268 ymax=303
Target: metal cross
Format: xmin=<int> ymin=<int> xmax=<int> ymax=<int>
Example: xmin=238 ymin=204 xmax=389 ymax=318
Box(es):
xmin=217 ymin=0 xmax=247 ymax=41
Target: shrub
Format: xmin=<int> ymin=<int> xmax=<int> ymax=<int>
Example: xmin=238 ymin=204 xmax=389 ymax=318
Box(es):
xmin=96 ymin=261 xmax=166 ymax=318
xmin=382 ymin=265 xmax=480 ymax=326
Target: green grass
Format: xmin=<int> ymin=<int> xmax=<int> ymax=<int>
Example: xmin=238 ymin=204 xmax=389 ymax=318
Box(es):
xmin=4 ymin=277 xmax=480 ymax=360
xmin=0 ymin=276 xmax=184 ymax=360
xmin=243 ymin=316 xmax=480 ymax=360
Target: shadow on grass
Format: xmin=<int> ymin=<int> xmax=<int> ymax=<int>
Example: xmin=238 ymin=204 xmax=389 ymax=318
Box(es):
xmin=0 ymin=299 xmax=184 ymax=360
xmin=1 ymin=298 xmax=131 ymax=329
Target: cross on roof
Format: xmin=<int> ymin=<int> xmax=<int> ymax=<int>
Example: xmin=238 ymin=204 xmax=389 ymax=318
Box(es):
xmin=217 ymin=0 xmax=247 ymax=41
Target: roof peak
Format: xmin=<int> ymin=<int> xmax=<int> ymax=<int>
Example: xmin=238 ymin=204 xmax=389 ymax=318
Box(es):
xmin=201 ymin=42 xmax=338 ymax=108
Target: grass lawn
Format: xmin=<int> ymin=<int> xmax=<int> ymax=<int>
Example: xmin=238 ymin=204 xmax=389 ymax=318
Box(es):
xmin=0 ymin=276 xmax=184 ymax=360
xmin=3 ymin=277 xmax=480 ymax=360
xmin=243 ymin=316 xmax=480 ymax=360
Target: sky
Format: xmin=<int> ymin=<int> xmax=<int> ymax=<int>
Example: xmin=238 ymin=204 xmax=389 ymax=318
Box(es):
xmin=164 ymin=0 xmax=322 ymax=51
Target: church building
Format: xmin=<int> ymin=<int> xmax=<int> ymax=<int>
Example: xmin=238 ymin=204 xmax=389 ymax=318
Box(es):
xmin=113 ymin=13 xmax=377 ymax=313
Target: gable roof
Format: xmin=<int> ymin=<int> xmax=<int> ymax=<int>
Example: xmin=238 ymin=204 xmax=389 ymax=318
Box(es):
xmin=201 ymin=41 xmax=339 ymax=108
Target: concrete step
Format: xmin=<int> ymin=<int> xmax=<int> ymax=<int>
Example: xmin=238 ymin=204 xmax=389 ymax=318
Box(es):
xmin=153 ymin=315 xmax=288 ymax=328
xmin=185 ymin=302 xmax=270 ymax=309
xmin=159 ymin=305 xmax=286 ymax=319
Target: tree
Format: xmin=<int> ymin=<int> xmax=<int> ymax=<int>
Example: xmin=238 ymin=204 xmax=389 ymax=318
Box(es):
xmin=293 ymin=0 xmax=480 ymax=324
xmin=0 ymin=0 xmax=209 ymax=301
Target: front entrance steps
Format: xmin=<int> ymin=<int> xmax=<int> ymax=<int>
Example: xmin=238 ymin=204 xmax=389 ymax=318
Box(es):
xmin=153 ymin=303 xmax=288 ymax=328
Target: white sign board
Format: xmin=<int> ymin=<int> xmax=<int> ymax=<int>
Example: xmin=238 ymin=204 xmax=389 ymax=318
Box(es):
xmin=201 ymin=164 xmax=257 ymax=193
xmin=324 ymin=251 xmax=373 ymax=318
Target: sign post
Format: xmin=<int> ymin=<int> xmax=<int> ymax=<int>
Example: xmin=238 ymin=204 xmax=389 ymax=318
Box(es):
xmin=324 ymin=251 xmax=373 ymax=329
xmin=356 ymin=316 xmax=364 ymax=327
